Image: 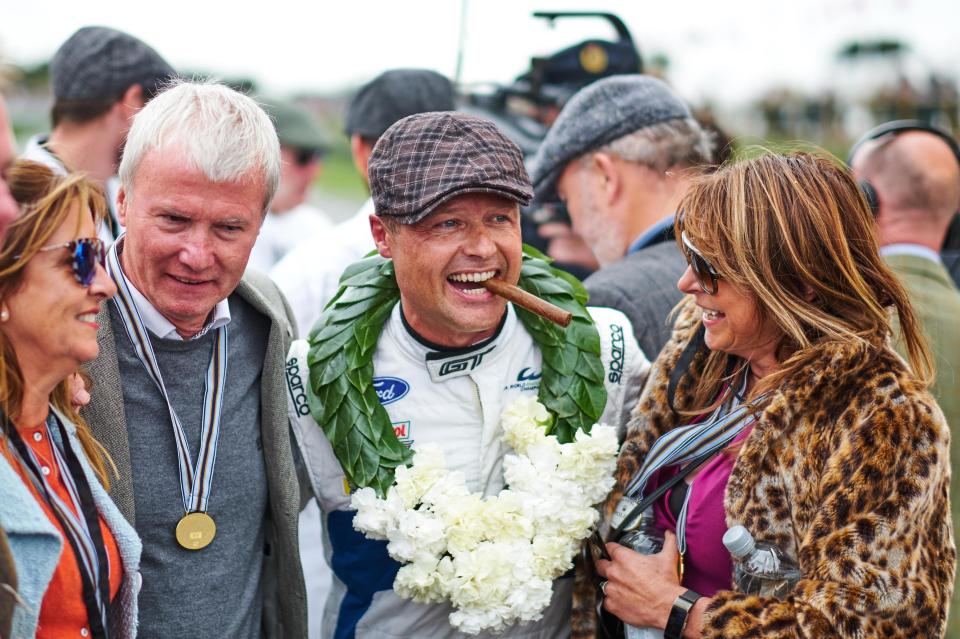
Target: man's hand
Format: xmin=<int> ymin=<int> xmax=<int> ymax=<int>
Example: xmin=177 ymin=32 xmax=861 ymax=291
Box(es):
xmin=69 ymin=372 xmax=91 ymax=408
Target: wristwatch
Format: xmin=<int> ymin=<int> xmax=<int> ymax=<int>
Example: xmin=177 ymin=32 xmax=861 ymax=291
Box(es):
xmin=664 ymin=589 xmax=701 ymax=639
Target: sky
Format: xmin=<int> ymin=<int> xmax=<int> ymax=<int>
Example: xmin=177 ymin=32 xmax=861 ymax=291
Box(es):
xmin=1 ymin=0 xmax=958 ymax=106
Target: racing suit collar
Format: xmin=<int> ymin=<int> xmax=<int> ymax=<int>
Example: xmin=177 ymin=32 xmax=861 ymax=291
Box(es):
xmin=386 ymin=303 xmax=519 ymax=382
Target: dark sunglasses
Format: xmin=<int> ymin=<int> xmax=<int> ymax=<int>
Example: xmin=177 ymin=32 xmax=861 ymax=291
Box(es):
xmin=37 ymin=237 xmax=106 ymax=287
xmin=681 ymin=231 xmax=721 ymax=295
xmin=294 ymin=148 xmax=322 ymax=167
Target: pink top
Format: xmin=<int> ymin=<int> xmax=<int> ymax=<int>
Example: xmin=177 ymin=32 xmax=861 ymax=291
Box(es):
xmin=651 ymin=426 xmax=753 ymax=596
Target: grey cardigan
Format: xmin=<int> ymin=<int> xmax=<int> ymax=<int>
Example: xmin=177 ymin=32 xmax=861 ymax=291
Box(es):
xmin=81 ymin=270 xmax=307 ymax=638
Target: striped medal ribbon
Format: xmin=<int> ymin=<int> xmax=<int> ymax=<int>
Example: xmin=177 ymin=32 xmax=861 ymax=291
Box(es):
xmin=610 ymin=373 xmax=762 ymax=536
xmin=106 ymin=239 xmax=227 ymax=550
xmin=4 ymin=408 xmax=112 ymax=638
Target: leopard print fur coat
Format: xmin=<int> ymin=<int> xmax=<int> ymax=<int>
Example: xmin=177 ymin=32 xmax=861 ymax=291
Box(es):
xmin=573 ymin=299 xmax=955 ymax=638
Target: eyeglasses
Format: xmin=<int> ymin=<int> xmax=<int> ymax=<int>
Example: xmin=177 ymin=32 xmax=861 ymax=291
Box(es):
xmin=681 ymin=231 xmax=721 ymax=295
xmin=37 ymin=238 xmax=106 ymax=287
xmin=294 ymin=148 xmax=322 ymax=167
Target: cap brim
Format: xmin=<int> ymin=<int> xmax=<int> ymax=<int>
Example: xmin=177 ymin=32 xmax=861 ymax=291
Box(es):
xmin=387 ymin=184 xmax=532 ymax=225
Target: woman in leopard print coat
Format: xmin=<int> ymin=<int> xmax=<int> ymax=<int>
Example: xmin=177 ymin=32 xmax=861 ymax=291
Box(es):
xmin=578 ymin=152 xmax=955 ymax=638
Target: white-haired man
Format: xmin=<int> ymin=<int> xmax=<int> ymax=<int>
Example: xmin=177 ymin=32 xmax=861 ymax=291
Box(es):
xmin=81 ymin=80 xmax=306 ymax=637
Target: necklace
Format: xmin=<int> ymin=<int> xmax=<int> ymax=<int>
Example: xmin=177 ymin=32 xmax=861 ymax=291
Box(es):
xmin=306 ymin=245 xmax=608 ymax=496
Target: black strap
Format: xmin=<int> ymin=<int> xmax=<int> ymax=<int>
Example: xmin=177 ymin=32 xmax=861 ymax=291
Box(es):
xmin=667 ymin=325 xmax=705 ymax=414
xmin=3 ymin=414 xmax=111 ymax=639
xmin=664 ymin=589 xmax=701 ymax=639
xmin=609 ymin=448 xmax=716 ymax=542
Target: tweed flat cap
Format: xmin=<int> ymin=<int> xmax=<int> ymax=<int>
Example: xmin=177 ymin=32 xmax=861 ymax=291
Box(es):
xmin=51 ymin=26 xmax=175 ymax=101
xmin=345 ymin=69 xmax=455 ymax=140
xmin=369 ymin=112 xmax=533 ymax=224
xmin=529 ymin=74 xmax=690 ymax=202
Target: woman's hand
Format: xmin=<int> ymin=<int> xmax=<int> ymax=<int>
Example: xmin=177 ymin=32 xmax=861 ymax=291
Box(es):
xmin=595 ymin=530 xmax=686 ymax=629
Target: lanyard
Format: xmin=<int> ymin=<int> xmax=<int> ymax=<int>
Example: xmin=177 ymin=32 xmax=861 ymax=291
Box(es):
xmin=611 ymin=374 xmax=762 ymax=538
xmin=106 ymin=239 xmax=228 ymax=516
xmin=3 ymin=409 xmax=111 ymax=638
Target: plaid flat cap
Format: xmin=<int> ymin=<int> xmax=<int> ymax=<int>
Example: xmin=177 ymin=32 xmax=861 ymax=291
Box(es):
xmin=51 ymin=26 xmax=175 ymax=101
xmin=368 ymin=112 xmax=533 ymax=224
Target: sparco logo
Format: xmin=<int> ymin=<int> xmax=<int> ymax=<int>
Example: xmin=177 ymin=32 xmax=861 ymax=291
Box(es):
xmin=285 ymin=358 xmax=311 ymax=416
xmin=373 ymin=377 xmax=410 ymax=405
xmin=608 ymin=324 xmax=625 ymax=384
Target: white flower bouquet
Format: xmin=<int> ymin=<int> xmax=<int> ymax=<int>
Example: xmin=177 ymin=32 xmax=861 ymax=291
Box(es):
xmin=350 ymin=396 xmax=619 ymax=635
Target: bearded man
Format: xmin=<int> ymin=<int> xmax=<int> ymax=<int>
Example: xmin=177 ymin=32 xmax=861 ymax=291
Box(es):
xmin=287 ymin=111 xmax=649 ymax=638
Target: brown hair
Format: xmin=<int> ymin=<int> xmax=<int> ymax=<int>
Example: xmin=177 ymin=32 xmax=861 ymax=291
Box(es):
xmin=675 ymin=151 xmax=932 ymax=412
xmin=0 ymin=160 xmax=113 ymax=487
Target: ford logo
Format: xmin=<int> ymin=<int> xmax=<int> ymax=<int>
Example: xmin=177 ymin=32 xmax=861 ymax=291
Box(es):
xmin=373 ymin=377 xmax=410 ymax=405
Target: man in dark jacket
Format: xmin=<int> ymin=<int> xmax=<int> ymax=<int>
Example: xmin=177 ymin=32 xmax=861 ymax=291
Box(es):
xmin=529 ymin=75 xmax=714 ymax=360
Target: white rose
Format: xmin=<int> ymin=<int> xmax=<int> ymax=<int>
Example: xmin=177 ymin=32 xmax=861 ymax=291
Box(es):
xmin=350 ymin=487 xmax=396 ymax=539
xmin=394 ymin=558 xmax=448 ymax=604
xmin=506 ymin=575 xmax=554 ymax=622
xmin=501 ymin=396 xmax=551 ymax=454
xmin=394 ymin=444 xmax=449 ymax=508
xmin=386 ymin=509 xmax=446 ymax=563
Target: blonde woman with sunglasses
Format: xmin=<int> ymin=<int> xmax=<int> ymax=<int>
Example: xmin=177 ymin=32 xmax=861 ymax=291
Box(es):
xmin=0 ymin=160 xmax=140 ymax=638
xmin=576 ymin=152 xmax=952 ymax=639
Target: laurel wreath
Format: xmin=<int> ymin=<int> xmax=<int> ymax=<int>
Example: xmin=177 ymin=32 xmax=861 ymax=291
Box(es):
xmin=306 ymin=245 xmax=607 ymax=496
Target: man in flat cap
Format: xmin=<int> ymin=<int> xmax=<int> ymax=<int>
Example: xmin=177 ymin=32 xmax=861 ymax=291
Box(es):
xmin=271 ymin=68 xmax=456 ymax=336
xmin=248 ymin=98 xmax=332 ymax=272
xmin=22 ymin=26 xmax=175 ymax=243
xmin=286 ymin=111 xmax=648 ymax=638
xmin=530 ymin=75 xmax=714 ymax=360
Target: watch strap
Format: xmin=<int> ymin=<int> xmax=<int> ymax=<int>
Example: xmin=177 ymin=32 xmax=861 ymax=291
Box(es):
xmin=664 ymin=589 xmax=701 ymax=639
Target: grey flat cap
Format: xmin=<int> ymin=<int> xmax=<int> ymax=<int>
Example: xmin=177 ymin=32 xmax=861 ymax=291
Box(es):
xmin=51 ymin=26 xmax=175 ymax=101
xmin=369 ymin=111 xmax=532 ymax=225
xmin=345 ymin=69 xmax=455 ymax=140
xmin=529 ymin=74 xmax=690 ymax=202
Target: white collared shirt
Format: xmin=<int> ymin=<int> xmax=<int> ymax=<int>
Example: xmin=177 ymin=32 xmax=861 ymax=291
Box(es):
xmin=117 ymin=257 xmax=231 ymax=341
xmin=880 ymin=243 xmax=943 ymax=264
xmin=124 ymin=278 xmax=231 ymax=341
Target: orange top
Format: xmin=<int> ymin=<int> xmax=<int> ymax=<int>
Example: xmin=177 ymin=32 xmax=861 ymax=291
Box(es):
xmin=2 ymin=423 xmax=122 ymax=638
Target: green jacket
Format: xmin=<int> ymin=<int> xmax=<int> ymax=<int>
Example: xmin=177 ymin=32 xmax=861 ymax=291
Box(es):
xmin=886 ymin=252 xmax=960 ymax=637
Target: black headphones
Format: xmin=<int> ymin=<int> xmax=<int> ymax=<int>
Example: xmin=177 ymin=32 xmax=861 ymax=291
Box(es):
xmin=847 ymin=119 xmax=960 ymax=215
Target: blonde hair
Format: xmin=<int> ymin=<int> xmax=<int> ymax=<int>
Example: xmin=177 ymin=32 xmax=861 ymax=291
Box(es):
xmin=675 ymin=151 xmax=932 ymax=412
xmin=0 ymin=160 xmax=113 ymax=487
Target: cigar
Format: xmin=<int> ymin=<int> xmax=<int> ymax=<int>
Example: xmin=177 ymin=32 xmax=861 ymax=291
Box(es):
xmin=482 ymin=279 xmax=573 ymax=327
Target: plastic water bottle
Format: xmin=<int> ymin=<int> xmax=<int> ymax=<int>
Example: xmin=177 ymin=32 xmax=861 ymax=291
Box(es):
xmin=619 ymin=509 xmax=664 ymax=639
xmin=722 ymin=525 xmax=801 ymax=598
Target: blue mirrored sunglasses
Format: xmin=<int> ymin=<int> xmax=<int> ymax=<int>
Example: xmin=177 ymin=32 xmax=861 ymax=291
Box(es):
xmin=36 ymin=237 xmax=106 ymax=287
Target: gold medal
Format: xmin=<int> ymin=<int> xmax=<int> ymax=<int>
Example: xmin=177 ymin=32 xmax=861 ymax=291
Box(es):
xmin=678 ymin=551 xmax=685 ymax=584
xmin=176 ymin=512 xmax=216 ymax=550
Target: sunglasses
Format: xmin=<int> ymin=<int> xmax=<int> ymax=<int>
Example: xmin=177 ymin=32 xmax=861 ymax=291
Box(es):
xmin=294 ymin=148 xmax=322 ymax=167
xmin=37 ymin=237 xmax=106 ymax=287
xmin=681 ymin=231 xmax=721 ymax=295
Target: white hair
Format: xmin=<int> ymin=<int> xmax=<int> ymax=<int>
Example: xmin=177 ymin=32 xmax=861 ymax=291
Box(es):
xmin=585 ymin=117 xmax=715 ymax=173
xmin=119 ymin=79 xmax=280 ymax=211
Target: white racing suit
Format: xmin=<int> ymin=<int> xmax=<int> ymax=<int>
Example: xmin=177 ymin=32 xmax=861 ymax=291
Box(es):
xmin=287 ymin=303 xmax=649 ymax=639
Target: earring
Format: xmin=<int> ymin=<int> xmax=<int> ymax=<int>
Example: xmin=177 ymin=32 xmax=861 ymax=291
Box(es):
xmin=0 ymin=309 xmax=8 ymax=322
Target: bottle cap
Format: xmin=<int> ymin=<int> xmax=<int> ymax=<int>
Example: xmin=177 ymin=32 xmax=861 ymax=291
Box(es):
xmin=722 ymin=525 xmax=756 ymax=559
